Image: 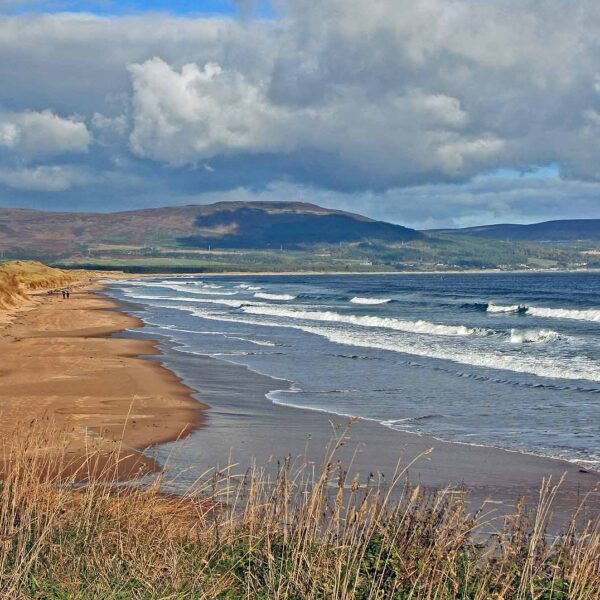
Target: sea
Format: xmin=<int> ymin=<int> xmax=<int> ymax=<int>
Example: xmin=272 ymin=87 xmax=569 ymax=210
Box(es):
xmin=106 ymin=271 xmax=600 ymax=470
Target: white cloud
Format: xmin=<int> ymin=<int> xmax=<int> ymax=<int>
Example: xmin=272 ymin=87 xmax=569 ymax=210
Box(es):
xmin=1 ymin=2 xmax=600 ymax=222
xmin=91 ymin=112 xmax=128 ymax=144
xmin=0 ymin=110 xmax=91 ymax=157
xmin=128 ymin=58 xmax=290 ymax=165
xmin=0 ymin=165 xmax=88 ymax=191
xmin=127 ymin=57 xmax=500 ymax=183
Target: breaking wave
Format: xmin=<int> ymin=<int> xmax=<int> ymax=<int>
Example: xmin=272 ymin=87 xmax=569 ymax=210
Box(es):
xmin=121 ymin=291 xmax=260 ymax=309
xmin=295 ymin=325 xmax=600 ymax=382
xmin=509 ymin=329 xmax=560 ymax=344
xmin=240 ymin=305 xmax=488 ymax=337
xmin=483 ymin=302 xmax=600 ymax=322
xmin=184 ymin=305 xmax=600 ymax=382
xmin=525 ymin=306 xmax=600 ymax=322
xmin=487 ymin=303 xmax=527 ymax=314
xmin=350 ymin=297 xmax=392 ymax=305
xmin=254 ymin=293 xmax=297 ymax=301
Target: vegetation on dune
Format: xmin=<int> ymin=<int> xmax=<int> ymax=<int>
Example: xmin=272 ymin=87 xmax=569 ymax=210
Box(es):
xmin=0 ymin=269 xmax=25 ymax=310
xmin=0 ymin=423 xmax=598 ymax=599
xmin=0 ymin=260 xmax=86 ymax=290
xmin=0 ymin=260 xmax=89 ymax=310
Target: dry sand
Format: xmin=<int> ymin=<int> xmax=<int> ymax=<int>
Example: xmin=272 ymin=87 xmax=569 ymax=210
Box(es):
xmin=1 ymin=279 xmax=598 ymax=527
xmin=0 ymin=284 xmax=205 ymax=479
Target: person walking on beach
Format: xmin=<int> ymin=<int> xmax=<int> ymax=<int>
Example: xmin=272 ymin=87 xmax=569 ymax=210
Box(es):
xmin=61 ymin=290 xmax=66 ymax=299
xmin=66 ymin=290 xmax=70 ymax=299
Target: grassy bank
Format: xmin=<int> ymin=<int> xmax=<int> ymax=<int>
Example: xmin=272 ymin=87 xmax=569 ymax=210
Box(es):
xmin=0 ymin=424 xmax=598 ymax=599
xmin=0 ymin=260 xmax=90 ymax=310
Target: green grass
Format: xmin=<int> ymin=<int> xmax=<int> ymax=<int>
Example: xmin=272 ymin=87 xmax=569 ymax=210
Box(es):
xmin=50 ymin=233 xmax=599 ymax=273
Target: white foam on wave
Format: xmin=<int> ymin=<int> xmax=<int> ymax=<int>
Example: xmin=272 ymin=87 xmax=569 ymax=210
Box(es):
xmin=121 ymin=279 xmax=226 ymax=292
xmin=487 ymin=303 xmax=524 ymax=313
xmin=350 ymin=297 xmax=392 ymax=305
xmin=227 ymin=336 xmax=279 ymax=347
xmin=526 ymin=306 xmax=600 ymax=322
xmin=254 ymin=292 xmax=297 ymax=301
xmin=298 ymin=325 xmax=600 ymax=382
xmin=165 ymin=284 xmax=238 ymax=296
xmin=121 ymin=291 xmax=260 ymax=309
xmin=184 ymin=306 xmax=600 ymax=382
xmin=237 ymin=284 xmax=262 ymax=291
xmin=485 ymin=301 xmax=600 ymax=322
xmin=241 ymin=305 xmax=487 ymax=337
xmin=509 ymin=329 xmax=560 ymax=344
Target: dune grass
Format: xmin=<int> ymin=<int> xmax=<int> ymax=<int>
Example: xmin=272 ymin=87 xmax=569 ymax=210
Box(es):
xmin=0 ymin=260 xmax=90 ymax=310
xmin=0 ymin=269 xmax=25 ymax=310
xmin=0 ymin=260 xmax=86 ymax=291
xmin=0 ymin=423 xmax=597 ymax=599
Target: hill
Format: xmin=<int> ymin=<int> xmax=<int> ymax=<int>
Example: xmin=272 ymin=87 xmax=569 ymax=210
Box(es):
xmin=1 ymin=203 xmax=598 ymax=272
xmin=431 ymin=219 xmax=600 ymax=241
xmin=0 ymin=202 xmax=420 ymax=258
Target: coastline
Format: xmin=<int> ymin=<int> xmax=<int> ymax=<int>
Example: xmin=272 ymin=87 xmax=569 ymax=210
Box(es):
xmin=0 ymin=283 xmax=207 ymax=479
xmin=117 ymin=267 xmax=600 ymax=277
xmin=1 ymin=277 xmax=598 ymax=523
xmin=125 ymin=321 xmax=600 ymax=525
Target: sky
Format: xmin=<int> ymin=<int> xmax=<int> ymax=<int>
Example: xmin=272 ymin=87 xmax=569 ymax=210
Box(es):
xmin=0 ymin=0 xmax=600 ymax=229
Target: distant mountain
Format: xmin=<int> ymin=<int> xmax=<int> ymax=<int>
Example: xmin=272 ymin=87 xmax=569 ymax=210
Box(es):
xmin=0 ymin=201 xmax=421 ymax=258
xmin=431 ymin=219 xmax=600 ymax=241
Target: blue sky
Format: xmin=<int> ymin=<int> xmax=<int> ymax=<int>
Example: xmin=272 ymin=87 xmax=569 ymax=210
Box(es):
xmin=2 ymin=1 xmax=273 ymax=16
xmin=1 ymin=0 xmax=599 ymax=228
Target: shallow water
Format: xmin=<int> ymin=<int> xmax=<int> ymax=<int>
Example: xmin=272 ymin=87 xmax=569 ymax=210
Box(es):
xmin=106 ymin=272 xmax=600 ymax=469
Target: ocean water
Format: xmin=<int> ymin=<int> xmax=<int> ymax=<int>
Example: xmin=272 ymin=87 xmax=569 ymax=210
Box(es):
xmin=106 ymin=272 xmax=600 ymax=469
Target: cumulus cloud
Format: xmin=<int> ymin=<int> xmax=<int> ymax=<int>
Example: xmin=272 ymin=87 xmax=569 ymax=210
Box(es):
xmin=91 ymin=112 xmax=128 ymax=144
xmin=0 ymin=165 xmax=88 ymax=191
xmin=127 ymin=57 xmax=503 ymax=185
xmin=0 ymin=110 xmax=91 ymax=158
xmin=0 ymin=1 xmax=600 ymax=222
xmin=128 ymin=59 xmax=290 ymax=165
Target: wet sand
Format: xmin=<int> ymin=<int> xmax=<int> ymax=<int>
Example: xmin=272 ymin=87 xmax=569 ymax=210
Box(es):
xmin=143 ymin=339 xmax=600 ymax=528
xmin=0 ymin=285 xmax=206 ymax=479
xmin=1 ymin=281 xmax=598 ymax=527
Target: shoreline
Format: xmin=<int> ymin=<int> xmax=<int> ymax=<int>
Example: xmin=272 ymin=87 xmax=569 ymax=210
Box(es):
xmin=109 ymin=306 xmax=599 ymax=524
xmin=2 ymin=277 xmax=599 ymax=522
xmin=101 ymin=267 xmax=600 ymax=278
xmin=0 ymin=283 xmax=207 ymax=480
xmin=144 ymin=344 xmax=600 ymax=524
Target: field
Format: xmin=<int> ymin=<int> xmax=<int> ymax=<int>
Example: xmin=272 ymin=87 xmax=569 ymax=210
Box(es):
xmin=49 ymin=235 xmax=599 ymax=273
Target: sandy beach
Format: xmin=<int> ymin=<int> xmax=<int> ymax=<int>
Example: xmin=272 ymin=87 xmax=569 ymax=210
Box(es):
xmin=0 ymin=284 xmax=206 ymax=479
xmin=1 ymin=280 xmax=598 ymax=526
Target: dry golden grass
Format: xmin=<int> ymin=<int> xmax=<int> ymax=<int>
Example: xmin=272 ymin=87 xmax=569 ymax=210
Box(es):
xmin=0 ymin=422 xmax=598 ymax=599
xmin=0 ymin=269 xmax=25 ymax=310
xmin=0 ymin=260 xmax=87 ymax=290
xmin=0 ymin=260 xmax=91 ymax=310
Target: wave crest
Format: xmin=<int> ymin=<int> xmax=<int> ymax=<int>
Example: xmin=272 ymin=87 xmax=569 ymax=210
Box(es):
xmin=526 ymin=306 xmax=600 ymax=322
xmin=350 ymin=297 xmax=391 ymax=305
xmin=487 ymin=303 xmax=526 ymax=314
xmin=241 ymin=305 xmax=486 ymax=337
xmin=509 ymin=328 xmax=560 ymax=344
xmin=254 ymin=292 xmax=297 ymax=301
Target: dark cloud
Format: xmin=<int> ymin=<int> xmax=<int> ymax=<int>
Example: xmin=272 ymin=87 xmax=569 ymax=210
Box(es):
xmin=0 ymin=1 xmax=599 ymax=226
